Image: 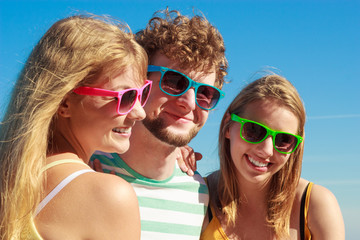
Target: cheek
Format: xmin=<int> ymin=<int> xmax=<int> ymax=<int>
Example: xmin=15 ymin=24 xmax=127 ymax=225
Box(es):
xmin=273 ymin=153 xmax=291 ymax=170
xmin=71 ymin=100 xmax=116 ymax=128
xmin=196 ymin=110 xmax=209 ymax=127
xmin=228 ymin=127 xmax=246 ymax=160
xmin=85 ymin=97 xmax=119 ymax=116
xmin=227 ymin=124 xmax=241 ymax=142
xmin=143 ymin=92 xmax=167 ymax=112
xmin=229 ymin=138 xmax=248 ymax=176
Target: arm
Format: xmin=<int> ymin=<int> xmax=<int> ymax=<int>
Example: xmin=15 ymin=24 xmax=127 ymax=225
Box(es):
xmin=90 ymin=174 xmax=141 ymax=240
xmin=176 ymin=145 xmax=203 ymax=176
xmin=92 ymin=158 xmax=115 ymax=174
xmin=308 ymin=184 xmax=345 ymax=240
xmin=37 ymin=169 xmax=140 ymax=239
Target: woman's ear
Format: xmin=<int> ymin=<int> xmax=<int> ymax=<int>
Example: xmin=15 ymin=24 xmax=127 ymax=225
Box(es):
xmin=224 ymin=112 xmax=231 ymax=139
xmin=58 ymin=95 xmax=72 ymax=118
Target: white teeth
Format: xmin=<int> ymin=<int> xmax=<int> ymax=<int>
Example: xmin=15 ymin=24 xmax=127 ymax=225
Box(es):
xmin=248 ymin=156 xmax=269 ymax=167
xmin=112 ymin=128 xmax=131 ymax=134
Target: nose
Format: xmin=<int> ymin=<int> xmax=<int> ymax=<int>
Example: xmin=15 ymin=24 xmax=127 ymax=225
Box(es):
xmin=255 ymin=136 xmax=274 ymax=158
xmin=176 ymin=87 xmax=196 ymax=111
xmin=127 ymin=98 xmax=146 ymax=121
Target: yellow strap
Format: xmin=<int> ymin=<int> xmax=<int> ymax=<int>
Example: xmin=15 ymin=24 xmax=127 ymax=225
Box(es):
xmin=30 ymin=217 xmax=43 ymax=240
xmin=304 ymin=182 xmax=313 ymax=220
xmin=41 ymin=159 xmax=88 ymax=172
xmin=304 ymin=182 xmax=314 ymax=240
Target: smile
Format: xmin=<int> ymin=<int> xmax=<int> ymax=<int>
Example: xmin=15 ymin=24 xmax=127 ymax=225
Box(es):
xmin=112 ymin=127 xmax=131 ymax=134
xmin=165 ymin=112 xmax=193 ymax=123
xmin=248 ymin=156 xmax=269 ymax=168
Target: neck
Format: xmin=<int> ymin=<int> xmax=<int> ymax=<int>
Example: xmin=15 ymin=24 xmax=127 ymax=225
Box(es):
xmin=48 ymin=122 xmax=91 ymax=163
xmin=46 ymin=152 xmax=84 ymax=164
xmin=236 ymin=177 xmax=271 ymax=212
xmin=120 ymin=122 xmax=178 ymax=180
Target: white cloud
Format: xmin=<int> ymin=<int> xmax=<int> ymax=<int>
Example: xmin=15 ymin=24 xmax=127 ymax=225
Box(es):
xmin=307 ymin=114 xmax=360 ymax=120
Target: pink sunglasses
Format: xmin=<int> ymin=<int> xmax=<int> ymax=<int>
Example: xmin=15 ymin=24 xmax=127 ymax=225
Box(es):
xmin=73 ymin=80 xmax=152 ymax=115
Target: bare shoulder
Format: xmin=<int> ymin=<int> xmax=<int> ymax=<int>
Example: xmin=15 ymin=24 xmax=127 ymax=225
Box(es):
xmin=80 ymin=172 xmax=141 ymax=239
xmin=37 ymin=169 xmax=140 ymax=239
xmin=85 ymin=172 xmax=138 ymax=207
xmin=309 ymin=182 xmax=340 ymax=215
xmin=304 ymin=179 xmax=345 ymax=240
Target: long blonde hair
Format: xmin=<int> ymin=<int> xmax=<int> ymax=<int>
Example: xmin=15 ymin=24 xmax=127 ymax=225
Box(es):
xmin=217 ymin=75 xmax=306 ymax=238
xmin=0 ymin=15 xmax=147 ymax=239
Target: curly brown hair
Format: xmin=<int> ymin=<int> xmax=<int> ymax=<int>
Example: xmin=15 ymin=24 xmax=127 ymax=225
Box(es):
xmin=136 ymin=8 xmax=228 ymax=89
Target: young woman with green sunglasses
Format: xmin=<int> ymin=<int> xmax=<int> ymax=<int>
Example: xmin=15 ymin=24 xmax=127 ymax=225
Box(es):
xmin=200 ymin=74 xmax=344 ymax=240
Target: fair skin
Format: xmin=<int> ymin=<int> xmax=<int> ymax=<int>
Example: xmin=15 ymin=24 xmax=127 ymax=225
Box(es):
xmin=206 ymin=98 xmax=345 ymax=239
xmin=119 ymin=52 xmax=216 ymax=180
xmin=227 ymin=100 xmax=298 ymax=187
xmin=35 ymin=66 xmax=145 ymax=240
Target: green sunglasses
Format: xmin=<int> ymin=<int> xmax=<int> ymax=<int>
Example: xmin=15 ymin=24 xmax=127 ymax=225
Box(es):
xmin=231 ymin=114 xmax=303 ymax=154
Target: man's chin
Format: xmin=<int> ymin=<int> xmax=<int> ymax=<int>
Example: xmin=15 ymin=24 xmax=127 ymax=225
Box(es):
xmin=142 ymin=117 xmax=199 ymax=147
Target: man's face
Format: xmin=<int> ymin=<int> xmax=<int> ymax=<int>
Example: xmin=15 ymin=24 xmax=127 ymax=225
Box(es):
xmin=142 ymin=52 xmax=216 ymax=147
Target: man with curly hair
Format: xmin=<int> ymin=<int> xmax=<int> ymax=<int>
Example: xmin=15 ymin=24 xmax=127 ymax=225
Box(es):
xmin=91 ymin=8 xmax=227 ymax=239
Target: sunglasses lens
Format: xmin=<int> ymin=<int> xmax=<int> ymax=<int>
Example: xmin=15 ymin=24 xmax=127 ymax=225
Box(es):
xmin=242 ymin=122 xmax=267 ymax=143
xmin=161 ymin=71 xmax=189 ymax=95
xmin=275 ymin=133 xmax=298 ymax=153
xmin=196 ymin=85 xmax=220 ymax=109
xmin=141 ymin=84 xmax=151 ymax=106
xmin=119 ymin=90 xmax=137 ymax=113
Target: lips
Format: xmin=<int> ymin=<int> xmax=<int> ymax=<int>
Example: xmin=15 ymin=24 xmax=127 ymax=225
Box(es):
xmin=112 ymin=127 xmax=131 ymax=134
xmin=248 ymin=156 xmax=269 ymax=168
xmin=165 ymin=111 xmax=193 ymax=123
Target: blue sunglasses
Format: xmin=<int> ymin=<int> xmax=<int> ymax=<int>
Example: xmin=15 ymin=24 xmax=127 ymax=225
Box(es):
xmin=148 ymin=65 xmax=225 ymax=110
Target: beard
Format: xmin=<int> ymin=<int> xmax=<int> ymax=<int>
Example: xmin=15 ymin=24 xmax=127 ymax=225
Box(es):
xmin=142 ymin=115 xmax=200 ymax=147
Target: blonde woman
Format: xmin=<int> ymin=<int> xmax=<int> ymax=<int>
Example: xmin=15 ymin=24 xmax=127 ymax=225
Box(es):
xmin=200 ymin=75 xmax=345 ymax=239
xmin=0 ymin=15 xmax=151 ymax=239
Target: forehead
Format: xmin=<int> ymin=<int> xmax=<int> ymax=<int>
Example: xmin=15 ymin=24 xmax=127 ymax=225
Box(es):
xmin=97 ymin=65 xmax=144 ymax=89
xmin=242 ymin=99 xmax=299 ymax=133
xmin=150 ymin=51 xmax=216 ymax=86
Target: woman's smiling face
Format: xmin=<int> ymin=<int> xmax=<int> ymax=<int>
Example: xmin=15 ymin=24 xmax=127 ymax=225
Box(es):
xmin=64 ymin=66 xmax=147 ymax=158
xmin=226 ymin=98 xmax=299 ymax=186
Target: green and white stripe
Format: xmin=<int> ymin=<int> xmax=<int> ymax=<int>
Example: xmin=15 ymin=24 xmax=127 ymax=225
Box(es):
xmin=91 ymin=151 xmax=209 ymax=240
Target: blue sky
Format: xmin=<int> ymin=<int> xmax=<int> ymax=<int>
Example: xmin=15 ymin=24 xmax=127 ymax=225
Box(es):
xmin=1 ymin=0 xmax=359 ymax=238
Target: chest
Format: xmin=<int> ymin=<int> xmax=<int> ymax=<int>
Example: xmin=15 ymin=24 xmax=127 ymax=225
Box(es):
xmin=215 ymin=202 xmax=303 ymax=240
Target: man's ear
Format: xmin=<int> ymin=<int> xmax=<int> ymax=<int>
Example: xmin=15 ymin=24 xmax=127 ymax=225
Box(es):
xmin=224 ymin=112 xmax=231 ymax=139
xmin=58 ymin=95 xmax=72 ymax=118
